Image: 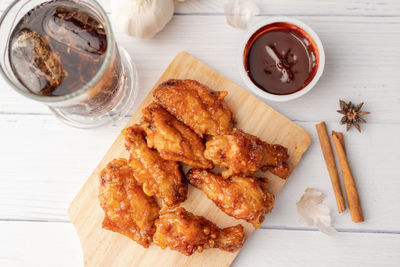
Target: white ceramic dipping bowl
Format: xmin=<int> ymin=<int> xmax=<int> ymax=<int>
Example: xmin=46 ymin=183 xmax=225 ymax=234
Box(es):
xmin=239 ymin=17 xmax=325 ymax=102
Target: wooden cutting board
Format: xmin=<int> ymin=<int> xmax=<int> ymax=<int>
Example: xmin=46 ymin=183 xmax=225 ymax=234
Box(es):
xmin=68 ymin=52 xmax=311 ymax=267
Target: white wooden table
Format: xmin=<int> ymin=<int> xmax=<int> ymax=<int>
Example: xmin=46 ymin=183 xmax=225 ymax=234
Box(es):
xmin=1 ymin=0 xmax=399 ymax=266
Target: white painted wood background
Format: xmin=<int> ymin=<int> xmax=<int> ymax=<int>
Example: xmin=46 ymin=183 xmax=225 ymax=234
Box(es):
xmin=0 ymin=0 xmax=399 ymax=266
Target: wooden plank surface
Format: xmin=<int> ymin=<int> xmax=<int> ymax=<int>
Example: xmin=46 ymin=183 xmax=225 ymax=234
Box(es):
xmin=1 ymin=0 xmax=400 ymax=266
xmin=1 ymin=221 xmax=399 ymax=267
xmin=68 ymin=52 xmax=311 ymax=267
xmin=1 ymin=115 xmax=400 ymax=232
xmin=174 ymin=0 xmax=400 ymax=16
xmin=235 ymin=229 xmax=400 ymax=267
xmin=1 ymin=15 xmax=399 ymax=125
xmin=2 ymin=0 xmax=400 ymax=16
xmin=96 ymin=0 xmax=400 ymax=16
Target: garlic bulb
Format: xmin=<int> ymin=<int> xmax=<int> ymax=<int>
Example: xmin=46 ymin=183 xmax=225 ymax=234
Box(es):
xmin=224 ymin=0 xmax=260 ymax=29
xmin=111 ymin=0 xmax=175 ymax=39
xmin=296 ymin=188 xmax=338 ymax=236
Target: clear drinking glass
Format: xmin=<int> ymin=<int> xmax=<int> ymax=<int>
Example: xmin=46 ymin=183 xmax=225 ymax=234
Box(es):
xmin=0 ymin=0 xmax=138 ymax=128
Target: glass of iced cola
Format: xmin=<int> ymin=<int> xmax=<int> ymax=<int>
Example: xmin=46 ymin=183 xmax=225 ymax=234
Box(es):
xmin=0 ymin=0 xmax=138 ymax=128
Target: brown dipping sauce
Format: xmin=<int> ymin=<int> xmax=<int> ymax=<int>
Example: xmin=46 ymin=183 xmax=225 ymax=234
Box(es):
xmin=244 ymin=22 xmax=319 ymax=95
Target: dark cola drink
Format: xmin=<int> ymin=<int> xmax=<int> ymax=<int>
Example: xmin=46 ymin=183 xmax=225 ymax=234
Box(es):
xmin=9 ymin=0 xmax=123 ymax=115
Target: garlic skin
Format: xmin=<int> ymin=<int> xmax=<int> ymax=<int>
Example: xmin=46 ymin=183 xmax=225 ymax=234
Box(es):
xmin=111 ymin=0 xmax=175 ymax=39
xmin=296 ymin=188 xmax=338 ymax=236
xmin=224 ymin=0 xmax=260 ymax=29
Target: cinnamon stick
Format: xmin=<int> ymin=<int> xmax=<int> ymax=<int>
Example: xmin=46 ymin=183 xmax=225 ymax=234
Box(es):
xmin=315 ymin=122 xmax=346 ymax=213
xmin=336 ymin=132 xmax=346 ymax=154
xmin=332 ymin=131 xmax=364 ymax=223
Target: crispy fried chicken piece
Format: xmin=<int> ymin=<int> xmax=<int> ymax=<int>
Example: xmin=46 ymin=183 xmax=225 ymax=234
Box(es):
xmin=153 ymin=79 xmax=235 ymax=137
xmin=123 ymin=126 xmax=188 ymax=209
xmin=204 ymin=128 xmax=290 ymax=179
xmin=257 ymin=177 xmax=272 ymax=199
xmin=153 ymin=207 xmax=244 ymax=256
xmin=140 ymin=102 xmax=213 ymax=169
xmin=98 ymin=159 xmax=160 ymax=248
xmin=187 ymin=169 xmax=274 ymax=228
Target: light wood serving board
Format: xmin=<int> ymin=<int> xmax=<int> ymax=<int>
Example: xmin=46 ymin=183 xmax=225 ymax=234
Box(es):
xmin=68 ymin=52 xmax=311 ymax=267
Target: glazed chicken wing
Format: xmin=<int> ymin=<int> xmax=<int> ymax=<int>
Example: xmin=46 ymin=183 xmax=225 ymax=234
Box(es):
xmin=153 ymin=207 xmax=244 ymax=256
xmin=187 ymin=169 xmax=274 ymax=228
xmin=204 ymin=128 xmax=290 ymax=179
xmin=99 ymin=159 xmax=160 ymax=248
xmin=123 ymin=126 xmax=188 ymax=209
xmin=153 ymin=79 xmax=235 ymax=137
xmin=140 ymin=102 xmax=213 ymax=169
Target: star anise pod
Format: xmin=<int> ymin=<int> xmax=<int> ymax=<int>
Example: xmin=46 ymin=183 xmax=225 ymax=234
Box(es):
xmin=337 ymin=100 xmax=370 ymax=132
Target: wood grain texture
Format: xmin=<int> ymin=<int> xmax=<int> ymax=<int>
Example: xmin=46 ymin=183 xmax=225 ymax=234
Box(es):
xmin=1 ymin=14 xmax=399 ymax=229
xmin=234 ymin=229 xmax=400 ymax=267
xmin=1 ymin=221 xmax=399 ymax=267
xmin=2 ymin=116 xmax=400 ymax=232
xmin=92 ymin=0 xmax=400 ymax=16
xmin=174 ymin=0 xmax=400 ymax=16
xmin=68 ymin=52 xmax=311 ymax=267
xmin=0 ymin=1 xmax=400 ymax=266
xmin=0 ymin=222 xmax=83 ymax=267
xmin=1 ymin=15 xmax=399 ymax=126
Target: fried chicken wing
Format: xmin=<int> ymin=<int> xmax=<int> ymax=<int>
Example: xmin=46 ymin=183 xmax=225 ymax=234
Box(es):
xmin=187 ymin=169 xmax=274 ymax=228
xmin=99 ymin=159 xmax=160 ymax=248
xmin=153 ymin=207 xmax=244 ymax=256
xmin=257 ymin=177 xmax=272 ymax=199
xmin=123 ymin=126 xmax=188 ymax=208
xmin=204 ymin=128 xmax=290 ymax=179
xmin=140 ymin=102 xmax=213 ymax=169
xmin=153 ymin=79 xmax=235 ymax=137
